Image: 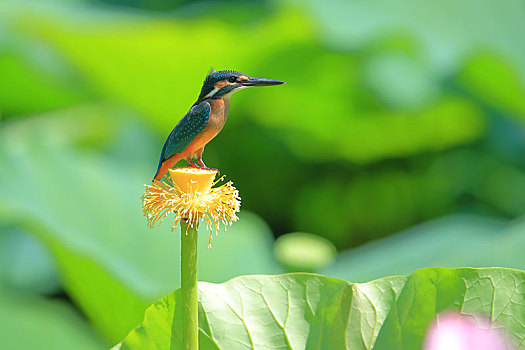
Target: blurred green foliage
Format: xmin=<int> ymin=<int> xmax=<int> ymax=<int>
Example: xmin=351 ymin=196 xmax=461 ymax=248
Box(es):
xmin=3 ymin=0 xmax=525 ymax=247
xmin=13 ymin=0 xmax=524 ymax=247
xmin=0 ymin=288 xmax=105 ymax=349
xmin=1 ymin=0 xmax=525 ymax=347
xmin=274 ymin=232 xmax=336 ymax=272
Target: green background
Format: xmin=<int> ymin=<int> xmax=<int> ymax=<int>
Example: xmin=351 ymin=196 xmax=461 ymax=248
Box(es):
xmin=1 ymin=0 xmax=525 ymax=347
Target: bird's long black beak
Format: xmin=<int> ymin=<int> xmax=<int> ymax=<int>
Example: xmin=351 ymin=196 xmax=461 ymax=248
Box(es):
xmin=242 ymin=77 xmax=285 ymax=86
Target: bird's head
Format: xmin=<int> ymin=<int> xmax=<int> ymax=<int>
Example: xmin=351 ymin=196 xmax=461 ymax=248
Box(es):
xmin=197 ymin=69 xmax=285 ymax=102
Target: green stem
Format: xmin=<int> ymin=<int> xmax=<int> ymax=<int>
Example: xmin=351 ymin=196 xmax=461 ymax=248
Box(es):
xmin=180 ymin=220 xmax=199 ymax=350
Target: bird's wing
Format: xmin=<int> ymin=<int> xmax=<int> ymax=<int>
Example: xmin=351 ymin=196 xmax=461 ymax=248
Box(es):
xmin=159 ymin=101 xmax=211 ymax=163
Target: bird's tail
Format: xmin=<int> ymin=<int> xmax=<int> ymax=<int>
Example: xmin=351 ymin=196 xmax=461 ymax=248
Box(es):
xmin=153 ymin=155 xmax=182 ymax=181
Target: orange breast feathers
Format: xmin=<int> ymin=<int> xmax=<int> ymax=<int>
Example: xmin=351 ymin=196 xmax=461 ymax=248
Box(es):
xmin=206 ymin=98 xmax=230 ymax=134
xmin=184 ymin=98 xmax=230 ymax=157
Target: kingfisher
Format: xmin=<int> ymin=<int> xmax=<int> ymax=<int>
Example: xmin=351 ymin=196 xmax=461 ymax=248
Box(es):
xmin=153 ymin=69 xmax=285 ymax=181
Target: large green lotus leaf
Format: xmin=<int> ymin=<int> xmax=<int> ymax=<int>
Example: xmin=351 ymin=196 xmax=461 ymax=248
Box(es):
xmin=0 ymin=112 xmax=281 ymax=342
xmin=117 ymin=268 xmax=525 ymax=349
xmin=117 ymin=273 xmax=406 ymax=349
xmin=374 ymin=268 xmax=525 ymax=349
xmin=0 ymin=288 xmax=105 ymax=350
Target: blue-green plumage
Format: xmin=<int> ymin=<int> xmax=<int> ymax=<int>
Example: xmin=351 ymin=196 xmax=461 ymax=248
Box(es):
xmin=153 ymin=69 xmax=285 ymax=181
xmin=155 ymin=101 xmax=211 ymax=176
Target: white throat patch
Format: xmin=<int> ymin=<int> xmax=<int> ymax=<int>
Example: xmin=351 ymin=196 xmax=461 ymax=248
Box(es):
xmin=222 ymin=86 xmax=248 ymax=99
xmin=204 ymin=87 xmax=220 ymax=99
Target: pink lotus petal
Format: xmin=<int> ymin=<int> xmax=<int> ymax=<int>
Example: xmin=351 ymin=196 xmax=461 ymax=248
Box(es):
xmin=424 ymin=312 xmax=509 ymax=350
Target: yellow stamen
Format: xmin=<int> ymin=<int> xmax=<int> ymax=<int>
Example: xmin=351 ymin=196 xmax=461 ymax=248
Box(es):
xmin=142 ymin=167 xmax=241 ymax=247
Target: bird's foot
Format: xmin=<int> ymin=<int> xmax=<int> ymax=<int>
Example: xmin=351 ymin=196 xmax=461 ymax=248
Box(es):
xmin=199 ymin=166 xmax=220 ymax=176
xmin=196 ymin=159 xmax=220 ymax=175
xmin=197 ymin=158 xmax=207 ymax=168
xmin=188 ymin=161 xmax=220 ymax=175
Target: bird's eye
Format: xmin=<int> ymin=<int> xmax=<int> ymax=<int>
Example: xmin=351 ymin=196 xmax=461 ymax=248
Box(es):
xmin=228 ymin=76 xmax=237 ymax=83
